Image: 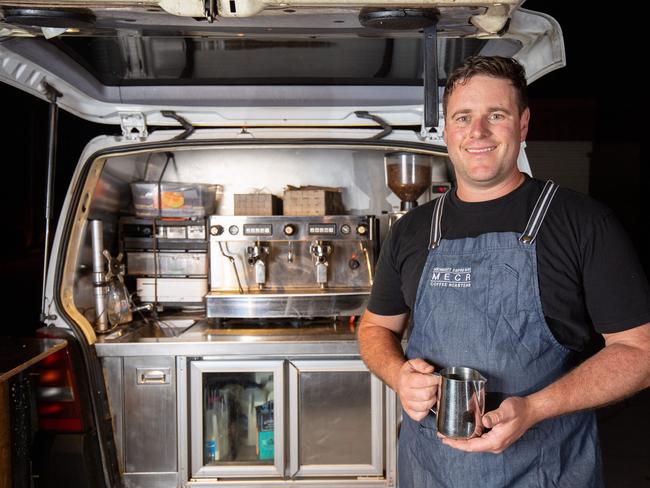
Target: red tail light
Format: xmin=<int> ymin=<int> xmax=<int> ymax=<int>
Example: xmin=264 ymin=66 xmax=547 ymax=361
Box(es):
xmin=34 ymin=333 xmax=84 ymax=433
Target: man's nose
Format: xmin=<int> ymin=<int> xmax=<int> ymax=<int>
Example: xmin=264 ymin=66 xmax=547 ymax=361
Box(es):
xmin=469 ymin=117 xmax=490 ymax=138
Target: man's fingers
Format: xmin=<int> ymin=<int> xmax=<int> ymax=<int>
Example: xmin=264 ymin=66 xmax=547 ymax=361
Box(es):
xmin=406 ymin=358 xmax=435 ymax=374
xmin=397 ymin=359 xmax=440 ymax=421
xmin=404 ymin=387 xmax=437 ymax=402
xmin=482 ymin=411 xmax=499 ymax=428
xmin=482 ymin=406 xmax=508 ymax=428
xmin=441 ymin=397 xmax=533 ymax=454
xmin=404 ymin=402 xmax=435 ymax=421
xmin=405 ymin=398 xmax=436 ymax=412
xmin=442 ymin=433 xmax=500 ymax=453
xmin=407 ymin=372 xmax=439 ymax=389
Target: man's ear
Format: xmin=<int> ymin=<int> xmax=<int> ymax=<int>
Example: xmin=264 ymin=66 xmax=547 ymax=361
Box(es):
xmin=520 ymin=107 xmax=530 ymax=142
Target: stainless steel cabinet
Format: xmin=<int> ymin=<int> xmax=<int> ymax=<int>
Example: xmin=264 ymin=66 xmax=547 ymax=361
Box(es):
xmin=187 ymin=358 xmax=385 ymax=483
xmin=288 ymin=360 xmax=383 ymax=477
xmin=102 ymin=356 xmax=179 ymax=488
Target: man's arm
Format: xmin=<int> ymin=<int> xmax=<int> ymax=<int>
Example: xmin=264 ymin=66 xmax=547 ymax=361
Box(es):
xmin=358 ymin=310 xmax=440 ymax=421
xmin=442 ymin=322 xmax=650 ymax=453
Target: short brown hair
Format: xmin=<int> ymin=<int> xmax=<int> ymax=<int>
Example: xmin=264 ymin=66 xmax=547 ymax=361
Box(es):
xmin=442 ymin=56 xmax=528 ymax=117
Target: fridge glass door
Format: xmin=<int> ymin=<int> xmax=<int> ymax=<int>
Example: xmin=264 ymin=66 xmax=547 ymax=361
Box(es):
xmin=190 ymin=360 xmax=284 ymax=478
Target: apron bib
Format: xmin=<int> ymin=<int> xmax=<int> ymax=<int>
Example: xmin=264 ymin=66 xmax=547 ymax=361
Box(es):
xmin=398 ymin=181 xmax=604 ymax=488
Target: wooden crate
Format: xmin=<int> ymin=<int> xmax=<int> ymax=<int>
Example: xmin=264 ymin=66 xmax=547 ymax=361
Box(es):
xmin=234 ymin=194 xmax=282 ymax=216
xmin=283 ymin=188 xmax=344 ymax=216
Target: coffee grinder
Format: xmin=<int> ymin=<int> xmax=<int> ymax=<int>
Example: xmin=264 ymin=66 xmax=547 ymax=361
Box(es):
xmin=385 ymin=152 xmax=434 ymax=227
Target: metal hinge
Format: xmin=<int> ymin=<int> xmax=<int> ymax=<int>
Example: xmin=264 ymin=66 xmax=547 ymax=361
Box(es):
xmin=119 ymin=112 xmax=148 ymax=140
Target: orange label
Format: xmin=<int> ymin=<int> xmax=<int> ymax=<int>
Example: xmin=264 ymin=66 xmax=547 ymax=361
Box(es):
xmin=161 ymin=191 xmax=184 ymax=208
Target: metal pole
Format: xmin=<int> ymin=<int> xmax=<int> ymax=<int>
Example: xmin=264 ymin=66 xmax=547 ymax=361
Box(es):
xmin=40 ymin=83 xmax=61 ymax=323
xmin=91 ymin=220 xmax=110 ymax=332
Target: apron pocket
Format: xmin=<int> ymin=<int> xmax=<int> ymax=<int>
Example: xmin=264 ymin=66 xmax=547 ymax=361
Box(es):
xmin=488 ymin=263 xmax=519 ymax=317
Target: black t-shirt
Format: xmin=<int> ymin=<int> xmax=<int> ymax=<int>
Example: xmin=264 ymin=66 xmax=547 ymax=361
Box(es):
xmin=367 ymin=177 xmax=650 ymax=351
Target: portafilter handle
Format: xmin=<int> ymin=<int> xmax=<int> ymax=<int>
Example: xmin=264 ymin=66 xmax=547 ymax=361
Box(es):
xmin=310 ymin=240 xmax=332 ymax=287
xmin=246 ymin=242 xmax=270 ymax=288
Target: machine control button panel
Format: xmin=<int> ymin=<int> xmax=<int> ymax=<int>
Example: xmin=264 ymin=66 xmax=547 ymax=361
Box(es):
xmin=308 ymin=223 xmax=337 ymax=236
xmin=244 ymin=224 xmax=273 ymax=236
xmin=208 ymin=216 xmax=373 ymax=242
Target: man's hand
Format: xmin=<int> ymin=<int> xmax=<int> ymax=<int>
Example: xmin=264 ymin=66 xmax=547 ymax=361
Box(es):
xmin=397 ymin=358 xmax=440 ymax=421
xmin=441 ymin=396 xmax=538 ymax=453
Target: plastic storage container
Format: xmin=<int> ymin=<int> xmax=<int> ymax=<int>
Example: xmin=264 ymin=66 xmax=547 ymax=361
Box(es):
xmin=131 ymin=182 xmax=216 ymax=218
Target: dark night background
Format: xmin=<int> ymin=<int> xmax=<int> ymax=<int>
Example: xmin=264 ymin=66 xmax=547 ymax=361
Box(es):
xmin=0 ymin=2 xmax=647 ymax=484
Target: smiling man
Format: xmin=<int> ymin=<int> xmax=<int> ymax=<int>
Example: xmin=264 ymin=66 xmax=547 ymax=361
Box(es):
xmin=358 ymin=56 xmax=650 ymax=487
xmin=444 ymin=73 xmax=529 ymax=199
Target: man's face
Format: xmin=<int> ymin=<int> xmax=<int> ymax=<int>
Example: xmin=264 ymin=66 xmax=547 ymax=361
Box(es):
xmin=443 ymin=75 xmax=530 ymax=191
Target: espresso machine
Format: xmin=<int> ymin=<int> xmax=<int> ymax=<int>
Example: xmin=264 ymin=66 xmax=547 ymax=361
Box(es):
xmin=206 ymin=215 xmax=377 ymax=318
xmin=385 ymin=152 xmax=450 ymax=227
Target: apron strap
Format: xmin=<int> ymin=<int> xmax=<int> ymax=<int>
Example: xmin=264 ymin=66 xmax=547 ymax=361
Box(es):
xmin=428 ymin=191 xmax=448 ymax=249
xmin=519 ymin=180 xmax=559 ymax=244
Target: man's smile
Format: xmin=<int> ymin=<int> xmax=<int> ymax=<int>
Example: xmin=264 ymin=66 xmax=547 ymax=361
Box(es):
xmin=465 ymin=146 xmax=497 ymax=154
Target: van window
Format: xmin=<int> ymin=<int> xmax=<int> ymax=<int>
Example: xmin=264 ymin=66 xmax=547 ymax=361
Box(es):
xmin=55 ymin=36 xmax=521 ymax=86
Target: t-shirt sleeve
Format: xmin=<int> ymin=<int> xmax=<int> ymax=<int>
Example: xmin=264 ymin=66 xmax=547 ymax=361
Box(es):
xmin=366 ymin=224 xmax=410 ymax=316
xmin=582 ymin=211 xmax=650 ymax=332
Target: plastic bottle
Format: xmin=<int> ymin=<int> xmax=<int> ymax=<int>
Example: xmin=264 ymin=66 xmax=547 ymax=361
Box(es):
xmin=204 ymin=390 xmax=220 ymax=463
xmin=216 ymin=392 xmax=229 ymax=460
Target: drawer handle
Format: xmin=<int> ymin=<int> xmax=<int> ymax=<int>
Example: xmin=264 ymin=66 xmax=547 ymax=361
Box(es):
xmin=136 ymin=368 xmax=170 ymax=384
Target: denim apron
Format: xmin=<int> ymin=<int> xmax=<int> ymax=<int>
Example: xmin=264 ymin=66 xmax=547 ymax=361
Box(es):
xmin=398 ymin=181 xmax=604 ymax=488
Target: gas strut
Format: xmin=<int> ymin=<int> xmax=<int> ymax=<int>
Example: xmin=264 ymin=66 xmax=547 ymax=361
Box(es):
xmin=40 ymin=82 xmax=62 ymax=323
xmin=423 ymin=22 xmax=439 ymax=130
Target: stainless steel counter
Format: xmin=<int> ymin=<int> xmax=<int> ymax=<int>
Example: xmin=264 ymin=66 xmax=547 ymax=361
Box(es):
xmin=94 ymin=318 xmax=361 ymax=357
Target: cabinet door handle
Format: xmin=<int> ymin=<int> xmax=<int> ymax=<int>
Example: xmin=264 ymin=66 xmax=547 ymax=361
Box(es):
xmin=136 ymin=368 xmax=171 ymax=384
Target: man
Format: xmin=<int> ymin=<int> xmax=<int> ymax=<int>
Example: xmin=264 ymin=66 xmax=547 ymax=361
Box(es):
xmin=358 ymin=56 xmax=650 ymax=487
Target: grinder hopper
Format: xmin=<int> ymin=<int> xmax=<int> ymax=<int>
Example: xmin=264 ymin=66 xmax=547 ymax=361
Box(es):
xmin=385 ymin=152 xmax=433 ymax=211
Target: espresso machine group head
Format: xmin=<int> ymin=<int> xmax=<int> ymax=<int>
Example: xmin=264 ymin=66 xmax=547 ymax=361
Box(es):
xmin=246 ymin=241 xmax=270 ymax=289
xmin=310 ymin=240 xmax=333 ymax=288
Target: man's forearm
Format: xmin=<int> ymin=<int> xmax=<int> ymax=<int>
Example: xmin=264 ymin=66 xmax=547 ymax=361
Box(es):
xmin=358 ymin=311 xmax=441 ymax=421
xmin=527 ymin=338 xmax=650 ymax=425
xmin=358 ymin=323 xmax=407 ymax=391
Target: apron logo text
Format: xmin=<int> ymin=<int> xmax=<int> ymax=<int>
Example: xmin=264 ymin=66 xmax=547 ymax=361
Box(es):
xmin=430 ymin=267 xmax=472 ymax=288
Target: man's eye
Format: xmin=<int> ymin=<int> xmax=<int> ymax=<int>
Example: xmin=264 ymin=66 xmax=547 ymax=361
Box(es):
xmin=489 ymin=113 xmax=505 ymax=121
xmin=455 ymin=115 xmax=469 ymax=123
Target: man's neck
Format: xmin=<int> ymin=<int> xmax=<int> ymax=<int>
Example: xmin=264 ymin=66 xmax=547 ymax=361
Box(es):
xmin=456 ymin=172 xmax=526 ymax=203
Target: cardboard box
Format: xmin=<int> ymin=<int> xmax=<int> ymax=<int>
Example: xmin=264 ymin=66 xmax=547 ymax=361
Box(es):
xmin=283 ymin=187 xmax=344 ymax=216
xmin=234 ymin=194 xmax=282 ymax=216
